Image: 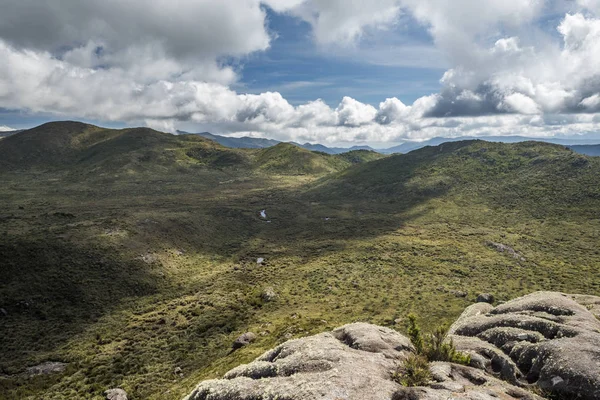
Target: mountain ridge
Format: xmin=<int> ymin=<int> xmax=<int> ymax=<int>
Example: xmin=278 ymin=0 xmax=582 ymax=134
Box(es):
xmin=180 ymin=130 xmax=600 ymax=155
xmin=0 ymin=121 xmax=383 ymax=175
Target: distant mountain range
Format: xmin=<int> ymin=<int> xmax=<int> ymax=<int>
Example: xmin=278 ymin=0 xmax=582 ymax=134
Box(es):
xmin=181 ymin=131 xmax=600 ymax=156
xmin=3 ymin=126 xmax=598 ymax=156
xmin=178 ymin=131 xmax=376 ymax=155
xmin=569 ymin=145 xmax=600 ymax=156
xmin=382 ymin=135 xmax=600 ymax=154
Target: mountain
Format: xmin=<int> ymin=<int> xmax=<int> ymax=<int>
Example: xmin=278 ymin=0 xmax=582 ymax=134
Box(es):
xmin=570 ymin=144 xmax=600 ymax=156
xmin=314 ymin=140 xmax=599 ymax=216
xmin=181 ymin=130 xmax=376 ymax=154
xmin=0 ymin=121 xmax=231 ymax=172
xmin=185 ymin=131 xmax=281 ymax=149
xmin=380 ymin=135 xmax=600 ymax=154
xmin=181 ymin=130 xmax=600 ymax=156
xmin=295 ymin=142 xmax=376 ymax=154
xmin=0 ymin=122 xmax=380 ymax=176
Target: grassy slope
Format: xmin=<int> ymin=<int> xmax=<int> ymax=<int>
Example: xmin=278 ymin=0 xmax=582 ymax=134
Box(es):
xmin=0 ymin=128 xmax=599 ymax=399
xmin=252 ymin=143 xmax=384 ymax=175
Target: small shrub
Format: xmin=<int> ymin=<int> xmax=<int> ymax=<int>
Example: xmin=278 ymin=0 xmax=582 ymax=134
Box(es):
xmin=406 ymin=313 xmax=424 ymax=354
xmin=405 ymin=314 xmax=471 ymax=364
xmin=393 ymin=354 xmax=432 ymax=387
xmin=426 ymin=324 xmax=471 ymax=365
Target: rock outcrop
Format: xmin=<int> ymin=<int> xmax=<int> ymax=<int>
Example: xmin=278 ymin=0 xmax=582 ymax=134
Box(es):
xmin=232 ymin=332 xmax=257 ymax=350
xmin=393 ymin=362 xmax=542 ymax=400
xmin=25 ymin=362 xmax=67 ymax=377
xmin=186 ymin=323 xmax=413 ymax=400
xmin=476 ymin=293 xmax=495 ymax=304
xmin=184 ymin=292 xmax=600 ymax=400
xmin=449 ymin=291 xmax=600 ymax=399
xmin=104 ymin=388 xmax=128 ymax=400
xmin=185 ymin=324 xmax=540 ymax=400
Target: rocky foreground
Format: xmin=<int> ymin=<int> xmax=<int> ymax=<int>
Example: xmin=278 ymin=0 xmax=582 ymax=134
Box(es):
xmin=183 ymin=292 xmax=600 ymax=400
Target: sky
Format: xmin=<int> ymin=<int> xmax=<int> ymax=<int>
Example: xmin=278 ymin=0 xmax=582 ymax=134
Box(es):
xmin=1 ymin=0 xmax=600 ymax=146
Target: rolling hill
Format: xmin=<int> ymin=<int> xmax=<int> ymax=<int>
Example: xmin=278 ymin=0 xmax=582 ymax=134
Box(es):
xmin=0 ymin=122 xmax=231 ymax=172
xmin=183 ymin=130 xmax=376 ymax=154
xmin=253 ymin=143 xmax=384 ymax=175
xmin=1 ymin=125 xmax=599 ymax=400
xmin=0 ymin=122 xmax=380 ymax=176
xmin=184 ymin=131 xmax=281 ymax=149
xmin=316 ymin=140 xmax=599 ymax=204
xmin=381 ymin=135 xmax=600 ymax=154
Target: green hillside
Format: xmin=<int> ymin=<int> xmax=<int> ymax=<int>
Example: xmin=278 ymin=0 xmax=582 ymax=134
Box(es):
xmin=0 ymin=122 xmax=243 ymax=173
xmin=252 ymin=143 xmax=382 ymax=175
xmin=314 ymin=140 xmax=599 ymax=214
xmin=1 ymin=127 xmax=599 ymax=400
xmin=0 ymin=122 xmax=377 ymax=176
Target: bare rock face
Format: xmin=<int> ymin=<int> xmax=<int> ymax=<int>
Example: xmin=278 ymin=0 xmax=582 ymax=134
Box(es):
xmin=184 ymin=292 xmax=600 ymax=400
xmin=449 ymin=291 xmax=600 ymax=399
xmin=184 ymin=323 xmax=540 ymax=400
xmin=185 ymin=323 xmax=412 ymax=400
xmin=393 ymin=362 xmax=543 ymax=400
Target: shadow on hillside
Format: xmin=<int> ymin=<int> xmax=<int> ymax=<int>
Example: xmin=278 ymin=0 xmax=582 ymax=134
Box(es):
xmin=0 ymin=238 xmax=160 ymax=373
xmin=100 ymin=154 xmax=452 ymax=263
xmin=0 ymin=150 xmax=451 ymax=378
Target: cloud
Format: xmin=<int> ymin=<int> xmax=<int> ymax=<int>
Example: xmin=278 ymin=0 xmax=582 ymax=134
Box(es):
xmin=286 ymin=0 xmax=403 ymax=44
xmin=376 ymin=98 xmax=410 ymax=125
xmin=397 ymin=2 xmax=600 ymax=120
xmin=0 ymin=3 xmax=263 ymax=88
xmin=0 ymin=0 xmax=600 ymax=145
xmin=0 ymin=125 xmax=15 ymax=132
xmin=335 ymin=97 xmax=378 ymax=127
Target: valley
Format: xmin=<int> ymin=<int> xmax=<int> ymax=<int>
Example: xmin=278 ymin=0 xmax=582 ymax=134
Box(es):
xmin=1 ymin=123 xmax=600 ymax=399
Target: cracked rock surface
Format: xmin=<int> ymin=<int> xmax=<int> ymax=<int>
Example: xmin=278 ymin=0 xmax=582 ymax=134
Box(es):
xmin=449 ymin=291 xmax=600 ymax=399
xmin=184 ymin=292 xmax=600 ymax=400
xmin=185 ymin=323 xmax=413 ymax=400
xmin=185 ymin=322 xmax=548 ymax=400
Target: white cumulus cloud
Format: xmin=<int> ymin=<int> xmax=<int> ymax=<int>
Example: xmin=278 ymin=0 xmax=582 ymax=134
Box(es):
xmin=0 ymin=0 xmax=600 ymax=145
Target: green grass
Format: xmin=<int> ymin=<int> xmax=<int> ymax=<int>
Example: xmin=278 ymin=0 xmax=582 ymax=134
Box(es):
xmin=1 ymin=124 xmax=599 ymax=399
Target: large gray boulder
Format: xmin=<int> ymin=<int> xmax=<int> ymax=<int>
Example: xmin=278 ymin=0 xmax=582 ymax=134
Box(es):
xmin=449 ymin=291 xmax=600 ymax=399
xmin=184 ymin=323 xmax=541 ymax=400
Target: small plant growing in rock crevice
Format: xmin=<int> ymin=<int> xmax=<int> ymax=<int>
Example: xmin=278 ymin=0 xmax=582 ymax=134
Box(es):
xmin=394 ymin=313 xmax=471 ymax=387
xmin=426 ymin=324 xmax=471 ymax=365
xmin=393 ymin=354 xmax=431 ymax=387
